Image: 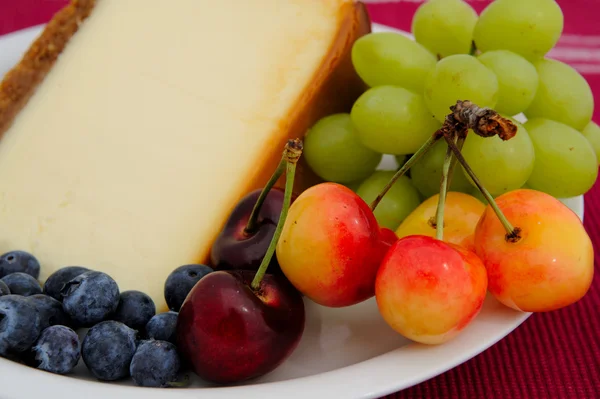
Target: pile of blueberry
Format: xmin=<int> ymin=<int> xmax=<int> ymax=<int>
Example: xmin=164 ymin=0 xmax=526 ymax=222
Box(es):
xmin=0 ymin=250 xmax=213 ymax=388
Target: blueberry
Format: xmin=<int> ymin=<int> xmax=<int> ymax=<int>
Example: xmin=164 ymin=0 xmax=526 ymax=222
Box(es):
xmin=145 ymin=312 xmax=178 ymax=344
xmin=164 ymin=264 xmax=213 ymax=311
xmin=81 ymin=320 xmax=138 ymax=381
xmin=27 ymin=294 xmax=71 ymax=330
xmin=130 ymin=340 xmax=180 ymax=387
xmin=0 ymin=281 xmax=10 ymax=297
xmin=30 ymin=325 xmax=80 ymax=374
xmin=112 ymin=290 xmax=156 ymax=331
xmin=1 ymin=273 xmax=42 ymax=296
xmin=0 ymin=295 xmax=42 ymax=356
xmin=0 ymin=251 xmax=40 ymax=279
xmin=61 ymin=271 xmax=120 ymax=327
xmin=43 ymin=266 xmax=90 ymax=302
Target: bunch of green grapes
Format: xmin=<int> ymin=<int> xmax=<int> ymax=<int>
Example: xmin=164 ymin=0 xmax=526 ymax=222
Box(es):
xmin=301 ymin=0 xmax=597 ymax=231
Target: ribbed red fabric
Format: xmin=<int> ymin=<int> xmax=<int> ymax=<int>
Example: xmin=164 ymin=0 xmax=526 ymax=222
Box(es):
xmin=0 ymin=1 xmax=598 ymax=398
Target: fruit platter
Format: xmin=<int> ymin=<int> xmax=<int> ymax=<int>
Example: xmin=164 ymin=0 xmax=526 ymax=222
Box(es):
xmin=0 ymin=0 xmax=596 ymax=398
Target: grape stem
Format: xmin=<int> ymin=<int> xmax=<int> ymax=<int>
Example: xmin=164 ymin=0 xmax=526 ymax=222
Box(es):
xmin=443 ymin=134 xmax=521 ymax=242
xmin=435 ymin=143 xmax=453 ymax=240
xmin=370 ymin=134 xmax=441 ymax=211
xmin=251 ymin=139 xmax=303 ymax=290
xmin=244 ymin=157 xmax=287 ymax=235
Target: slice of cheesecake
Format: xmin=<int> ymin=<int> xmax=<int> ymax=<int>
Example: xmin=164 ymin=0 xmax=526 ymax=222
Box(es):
xmin=0 ymin=0 xmax=370 ymax=309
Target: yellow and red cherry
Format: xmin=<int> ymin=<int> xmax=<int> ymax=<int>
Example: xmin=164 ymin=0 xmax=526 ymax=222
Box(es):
xmin=375 ymin=235 xmax=488 ymax=345
xmin=395 ymin=192 xmax=485 ymax=252
xmin=474 ymin=188 xmax=594 ymax=312
xmin=276 ymin=182 xmax=386 ymax=308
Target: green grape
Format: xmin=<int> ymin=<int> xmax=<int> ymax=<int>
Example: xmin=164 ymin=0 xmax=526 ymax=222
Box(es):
xmin=412 ymin=0 xmax=478 ymax=58
xmin=356 ymin=171 xmax=421 ymax=230
xmin=473 ymin=0 xmax=563 ymax=60
xmin=477 ymin=50 xmax=539 ymax=116
xmin=351 ymin=32 xmax=437 ymax=93
xmin=461 ymin=119 xmax=535 ymax=197
xmin=410 ymin=139 xmax=472 ymax=199
xmin=469 ymin=187 xmax=488 ymax=205
xmin=395 ymin=154 xmax=408 ymax=169
xmin=581 ymin=121 xmax=600 ymax=165
xmin=351 ymin=86 xmax=441 ymax=155
xmin=423 ymin=54 xmax=498 ymax=122
xmin=525 ymin=58 xmax=594 ymax=131
xmin=525 ymin=118 xmax=598 ymax=198
xmin=303 ymin=113 xmax=382 ymax=183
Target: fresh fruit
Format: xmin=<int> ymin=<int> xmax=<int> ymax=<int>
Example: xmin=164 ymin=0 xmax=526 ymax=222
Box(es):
xmin=28 ymin=294 xmax=71 ymax=331
xmin=303 ymin=113 xmax=381 ymax=183
xmin=355 ymin=171 xmax=421 ymax=230
xmin=211 ymin=189 xmax=284 ymax=274
xmin=81 ymin=321 xmax=138 ymax=381
xmin=412 ymin=0 xmax=478 ymax=58
xmin=461 ymin=119 xmax=535 ymax=196
xmin=0 ymin=251 xmax=40 ymax=279
xmin=179 ymin=138 xmax=305 ymax=384
xmin=43 ymin=266 xmax=90 ymax=302
xmin=145 ymin=312 xmax=178 ymax=344
xmin=130 ymin=340 xmax=181 ymax=387
xmin=375 ymin=235 xmax=487 ymax=344
xmin=582 ymin=121 xmax=600 ymax=164
xmin=473 ymin=0 xmax=564 ymax=60
xmin=380 ymin=227 xmax=399 ymax=249
xmin=1 ymin=272 xmax=42 ymax=296
xmin=164 ymin=264 xmax=213 ymax=312
xmin=395 ymin=192 xmax=485 ymax=252
xmin=411 ymin=139 xmax=472 ymax=198
xmin=524 ymin=118 xmax=598 ymax=197
xmin=29 ymin=326 xmax=81 ymax=375
xmin=525 ymin=58 xmax=594 ymax=130
xmin=0 ymin=281 xmax=9 ymax=296
xmin=351 ymin=86 xmax=441 ymax=155
xmin=474 ymin=189 xmax=594 ymax=312
xmin=177 ymin=270 xmax=305 ymax=384
xmin=277 ymin=183 xmax=385 ymax=307
xmin=351 ymin=32 xmax=437 ymax=93
xmin=477 ymin=50 xmax=539 ymax=116
xmin=424 ymin=54 xmax=498 ymax=122
xmin=112 ymin=290 xmax=156 ymax=331
xmin=0 ymin=295 xmax=42 ymax=356
xmin=395 ymin=154 xmax=408 ymax=169
xmin=61 ymin=271 xmax=120 ymax=327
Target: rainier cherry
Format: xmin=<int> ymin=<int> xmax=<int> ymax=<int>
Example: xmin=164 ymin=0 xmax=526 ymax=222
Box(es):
xmin=276 ymin=182 xmax=386 ymax=307
xmin=474 ymin=189 xmax=594 ymax=312
xmin=395 ymin=192 xmax=484 ymax=252
xmin=375 ymin=235 xmax=488 ymax=344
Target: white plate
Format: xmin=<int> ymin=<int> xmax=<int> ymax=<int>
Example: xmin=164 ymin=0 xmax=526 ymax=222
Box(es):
xmin=0 ymin=23 xmax=584 ymax=399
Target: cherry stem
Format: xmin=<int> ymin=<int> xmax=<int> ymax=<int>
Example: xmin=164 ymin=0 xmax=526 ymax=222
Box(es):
xmin=244 ymin=157 xmax=286 ymax=235
xmin=443 ymin=134 xmax=520 ymax=240
xmin=445 ymin=135 xmax=465 ymax=191
xmin=435 ymin=140 xmax=454 ymax=240
xmin=251 ymin=139 xmax=302 ymax=290
xmin=370 ymin=134 xmax=440 ymax=211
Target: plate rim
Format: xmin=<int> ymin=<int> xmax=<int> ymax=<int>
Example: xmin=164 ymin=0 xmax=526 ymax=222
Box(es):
xmin=0 ymin=22 xmax=586 ymax=399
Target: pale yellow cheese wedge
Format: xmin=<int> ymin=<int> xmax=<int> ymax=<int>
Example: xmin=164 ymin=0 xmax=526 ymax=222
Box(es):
xmin=0 ymin=0 xmax=369 ymax=310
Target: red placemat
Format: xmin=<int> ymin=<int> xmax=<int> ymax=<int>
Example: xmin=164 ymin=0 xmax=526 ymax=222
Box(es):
xmin=0 ymin=1 xmax=599 ymax=398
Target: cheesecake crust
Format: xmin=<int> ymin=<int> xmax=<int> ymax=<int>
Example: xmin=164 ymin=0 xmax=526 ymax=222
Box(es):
xmin=0 ymin=0 xmax=96 ymax=136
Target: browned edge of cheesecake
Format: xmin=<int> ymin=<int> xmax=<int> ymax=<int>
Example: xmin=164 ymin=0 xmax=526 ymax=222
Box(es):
xmin=0 ymin=0 xmax=96 ymax=136
xmin=261 ymin=1 xmax=372 ymax=194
